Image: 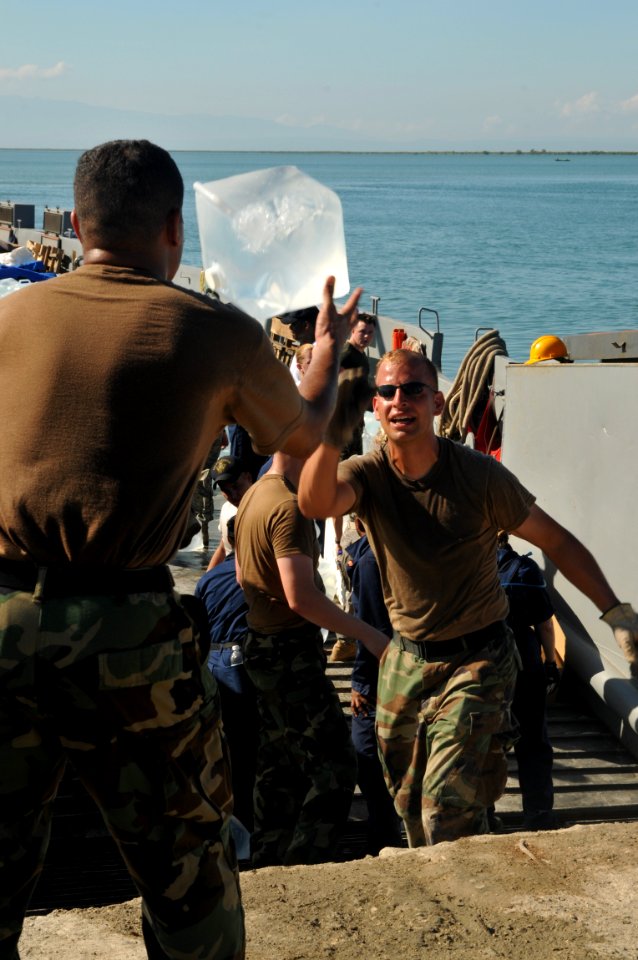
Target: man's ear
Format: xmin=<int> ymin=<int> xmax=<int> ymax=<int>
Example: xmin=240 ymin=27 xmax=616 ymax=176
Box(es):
xmin=433 ymin=391 xmax=446 ymax=416
xmin=165 ymin=208 xmax=183 ymax=248
xmin=70 ymin=210 xmax=82 ymax=242
xmin=372 ymin=394 xmax=381 ymax=421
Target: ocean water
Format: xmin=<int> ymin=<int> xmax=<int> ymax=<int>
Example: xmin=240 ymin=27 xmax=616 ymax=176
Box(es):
xmin=1 ymin=149 xmax=637 ymax=376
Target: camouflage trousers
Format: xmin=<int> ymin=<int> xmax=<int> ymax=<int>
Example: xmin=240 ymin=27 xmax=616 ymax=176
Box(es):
xmin=376 ymin=624 xmax=518 ymax=847
xmin=243 ymin=626 xmax=357 ymax=867
xmin=0 ymin=584 xmax=244 ymax=960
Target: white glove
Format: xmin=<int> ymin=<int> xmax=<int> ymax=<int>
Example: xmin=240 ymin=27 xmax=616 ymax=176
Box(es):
xmin=601 ymin=603 xmax=638 ymax=677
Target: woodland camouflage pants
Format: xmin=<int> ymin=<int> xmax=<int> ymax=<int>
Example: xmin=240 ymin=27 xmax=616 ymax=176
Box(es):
xmin=0 ymin=584 xmax=243 ymax=960
xmin=243 ymin=626 xmax=356 ymax=867
xmin=375 ymin=624 xmax=518 ymax=846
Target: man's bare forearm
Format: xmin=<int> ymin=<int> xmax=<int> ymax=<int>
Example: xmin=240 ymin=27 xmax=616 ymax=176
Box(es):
xmin=298 ymin=444 xmax=355 ymax=519
xmin=514 ymin=505 xmax=619 ymax=614
xmin=291 ymin=585 xmax=389 ymax=660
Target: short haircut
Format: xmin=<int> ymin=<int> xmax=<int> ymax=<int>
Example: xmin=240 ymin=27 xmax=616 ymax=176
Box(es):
xmin=377 ymin=348 xmax=439 ymax=389
xmin=357 ymin=311 xmax=377 ymax=327
xmin=73 ymin=140 xmax=183 ymax=248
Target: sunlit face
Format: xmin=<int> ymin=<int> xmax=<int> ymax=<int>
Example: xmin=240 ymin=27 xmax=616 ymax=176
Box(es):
xmin=297 ymin=346 xmax=313 ymax=377
xmin=373 ymin=358 xmax=444 ymax=444
xmin=219 ymin=471 xmax=253 ymax=507
xmin=350 ymin=320 xmax=375 ymax=352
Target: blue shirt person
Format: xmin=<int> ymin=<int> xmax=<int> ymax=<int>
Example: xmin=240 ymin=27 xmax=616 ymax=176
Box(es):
xmin=195 ymin=524 xmax=258 ymax=833
xmin=346 ymin=526 xmax=403 ymax=853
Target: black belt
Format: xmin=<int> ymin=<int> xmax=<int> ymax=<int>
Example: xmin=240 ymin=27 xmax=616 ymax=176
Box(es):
xmin=247 ymin=624 xmax=321 ymax=642
xmin=393 ymin=621 xmax=507 ymax=661
xmin=0 ymin=557 xmax=174 ymax=600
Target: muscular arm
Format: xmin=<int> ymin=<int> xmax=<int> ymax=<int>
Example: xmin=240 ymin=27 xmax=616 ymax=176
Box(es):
xmin=279 ymin=277 xmax=362 ymax=459
xmin=513 ymin=504 xmax=619 ymax=614
xmin=297 ymin=443 xmax=357 ymax=519
xmin=276 ymin=553 xmax=389 ymax=659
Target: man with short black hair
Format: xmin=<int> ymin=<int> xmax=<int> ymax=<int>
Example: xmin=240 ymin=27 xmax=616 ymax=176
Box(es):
xmin=0 ymin=138 xmax=362 ymax=960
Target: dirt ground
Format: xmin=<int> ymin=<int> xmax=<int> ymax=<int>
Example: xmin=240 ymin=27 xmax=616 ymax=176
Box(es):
xmin=21 ymin=820 xmax=638 ymax=960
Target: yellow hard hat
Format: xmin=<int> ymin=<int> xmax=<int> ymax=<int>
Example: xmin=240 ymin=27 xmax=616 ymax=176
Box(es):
xmin=525 ymin=334 xmax=568 ymax=365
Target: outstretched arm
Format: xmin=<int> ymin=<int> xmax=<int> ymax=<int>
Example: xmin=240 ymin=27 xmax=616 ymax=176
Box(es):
xmin=512 ymin=504 xmax=619 ymax=614
xmin=277 ymin=554 xmax=389 ymax=659
xmin=280 ymin=277 xmax=362 ymax=459
xmin=297 ymin=443 xmax=357 ymax=520
xmin=514 ymin=504 xmax=638 ymax=674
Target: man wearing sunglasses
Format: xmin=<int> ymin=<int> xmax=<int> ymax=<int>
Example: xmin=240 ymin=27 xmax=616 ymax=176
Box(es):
xmin=298 ymin=347 xmax=638 ymax=848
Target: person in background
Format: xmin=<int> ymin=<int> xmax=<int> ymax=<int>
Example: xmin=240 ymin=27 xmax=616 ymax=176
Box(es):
xmin=226 ymin=424 xmax=270 ymax=483
xmin=298 ymin=347 xmax=638 ymax=848
xmin=279 ymin=306 xmax=319 ymax=385
xmin=295 ymin=342 xmax=313 ymax=379
xmin=331 ymin=311 xmax=378 ymax=659
xmin=338 ymin=311 xmax=376 ymax=459
xmin=345 ymin=517 xmax=403 ymax=854
xmin=185 ymin=431 xmax=227 ymax=550
xmin=207 ymin=456 xmax=254 ymax=571
xmin=196 ymin=515 xmax=257 ymax=835
xmin=0 ymin=138 xmax=363 ymax=960
xmin=234 ymin=451 xmax=388 ymax=868
xmin=497 ymin=531 xmax=559 ymax=831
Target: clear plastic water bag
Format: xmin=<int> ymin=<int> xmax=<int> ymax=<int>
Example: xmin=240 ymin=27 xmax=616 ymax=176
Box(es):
xmin=194 ymin=166 xmax=350 ymax=323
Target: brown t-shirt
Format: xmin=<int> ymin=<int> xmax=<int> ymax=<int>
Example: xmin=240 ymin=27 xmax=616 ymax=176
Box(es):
xmin=338 ymin=439 xmax=535 ymax=643
xmin=235 ymin=473 xmax=320 ymax=633
xmin=0 ymin=265 xmax=303 ymax=566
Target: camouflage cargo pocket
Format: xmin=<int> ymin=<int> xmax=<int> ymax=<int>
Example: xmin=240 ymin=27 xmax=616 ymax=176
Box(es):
xmin=98 ymin=636 xmax=217 ymax=734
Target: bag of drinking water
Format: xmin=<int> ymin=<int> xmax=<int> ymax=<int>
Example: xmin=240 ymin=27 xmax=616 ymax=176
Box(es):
xmin=194 ymin=166 xmax=350 ymax=324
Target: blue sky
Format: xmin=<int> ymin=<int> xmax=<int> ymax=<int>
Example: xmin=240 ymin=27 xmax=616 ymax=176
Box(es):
xmin=2 ymin=0 xmax=638 ymax=150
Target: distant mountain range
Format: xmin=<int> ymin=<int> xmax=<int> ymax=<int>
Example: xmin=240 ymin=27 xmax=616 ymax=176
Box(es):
xmin=2 ymin=95 xmax=637 ymax=153
xmin=0 ymin=95 xmax=404 ymax=151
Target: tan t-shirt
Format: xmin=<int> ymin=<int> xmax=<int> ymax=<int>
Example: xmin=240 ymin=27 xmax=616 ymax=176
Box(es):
xmin=235 ymin=473 xmax=320 ymax=633
xmin=0 ymin=265 xmax=303 ymax=566
xmin=338 ymin=439 xmax=535 ymax=643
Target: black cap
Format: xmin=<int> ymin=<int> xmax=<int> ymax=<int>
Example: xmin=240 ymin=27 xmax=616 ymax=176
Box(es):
xmin=279 ymin=306 xmax=319 ymax=328
xmin=212 ymin=455 xmax=246 ymax=489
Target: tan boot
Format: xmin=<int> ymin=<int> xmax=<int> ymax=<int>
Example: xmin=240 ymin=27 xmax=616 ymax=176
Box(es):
xmin=328 ymin=637 xmax=357 ymax=662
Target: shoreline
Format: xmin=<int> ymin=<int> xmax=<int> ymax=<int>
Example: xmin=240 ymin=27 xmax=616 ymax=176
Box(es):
xmin=1 ymin=147 xmax=637 ymax=156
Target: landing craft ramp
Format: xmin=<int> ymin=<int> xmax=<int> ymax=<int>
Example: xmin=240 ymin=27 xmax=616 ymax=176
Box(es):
xmin=494 ymin=332 xmax=638 ymax=760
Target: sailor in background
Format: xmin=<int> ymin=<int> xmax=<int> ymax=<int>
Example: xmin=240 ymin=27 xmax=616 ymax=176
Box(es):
xmin=497 ymin=531 xmax=559 ymax=831
xmin=235 ymin=451 xmax=387 ymax=867
xmin=345 ymin=518 xmax=403 ymax=854
xmin=196 ymin=515 xmax=257 ymax=835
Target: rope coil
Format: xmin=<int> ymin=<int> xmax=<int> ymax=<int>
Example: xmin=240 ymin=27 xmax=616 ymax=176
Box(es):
xmin=439 ymin=329 xmax=508 ymax=442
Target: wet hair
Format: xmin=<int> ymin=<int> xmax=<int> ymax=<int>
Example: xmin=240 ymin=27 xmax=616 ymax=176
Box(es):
xmin=377 ymin=348 xmax=439 ymax=389
xmin=73 ymin=139 xmax=183 ymax=248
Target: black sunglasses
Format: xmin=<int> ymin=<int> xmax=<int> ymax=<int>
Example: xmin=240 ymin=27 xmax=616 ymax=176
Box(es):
xmin=376 ymin=381 xmax=436 ymax=400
